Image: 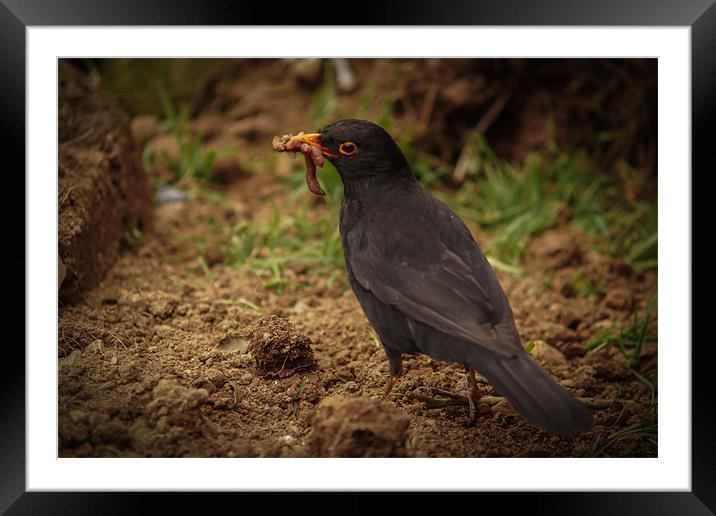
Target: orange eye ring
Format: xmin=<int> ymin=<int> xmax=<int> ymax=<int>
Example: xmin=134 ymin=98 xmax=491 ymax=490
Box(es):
xmin=339 ymin=142 xmax=358 ymax=156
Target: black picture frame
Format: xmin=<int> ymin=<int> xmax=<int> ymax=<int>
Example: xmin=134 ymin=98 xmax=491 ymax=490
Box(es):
xmin=3 ymin=1 xmax=709 ymax=513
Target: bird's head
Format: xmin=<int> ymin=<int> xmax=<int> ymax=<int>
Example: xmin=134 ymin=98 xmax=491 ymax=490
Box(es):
xmin=293 ymin=119 xmax=413 ymax=191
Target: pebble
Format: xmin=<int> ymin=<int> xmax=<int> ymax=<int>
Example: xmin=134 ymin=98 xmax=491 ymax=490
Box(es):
xmin=154 ymin=185 xmax=188 ymax=205
xmin=528 ymin=340 xmax=567 ymax=367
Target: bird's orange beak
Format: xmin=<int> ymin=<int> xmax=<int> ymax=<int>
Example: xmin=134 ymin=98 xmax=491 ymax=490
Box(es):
xmin=294 ymin=133 xmax=337 ymax=158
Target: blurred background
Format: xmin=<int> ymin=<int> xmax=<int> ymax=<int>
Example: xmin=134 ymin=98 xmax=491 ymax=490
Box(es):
xmin=82 ymin=58 xmax=656 ymax=279
xmin=58 ymin=58 xmax=658 ymax=458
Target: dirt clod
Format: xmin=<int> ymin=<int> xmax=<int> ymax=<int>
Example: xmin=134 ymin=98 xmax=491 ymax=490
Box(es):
xmin=58 ymin=61 xmax=153 ymax=303
xmin=309 ymin=396 xmax=411 ymax=457
xmin=125 ymin=379 xmax=211 ymax=456
xmin=248 ymin=315 xmax=317 ymax=377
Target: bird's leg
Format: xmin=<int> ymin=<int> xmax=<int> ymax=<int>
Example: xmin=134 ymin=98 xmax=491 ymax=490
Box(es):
xmin=380 ymin=349 xmax=403 ymax=401
xmin=381 ymin=373 xmax=400 ymax=401
xmin=467 ymin=368 xmax=481 ymax=427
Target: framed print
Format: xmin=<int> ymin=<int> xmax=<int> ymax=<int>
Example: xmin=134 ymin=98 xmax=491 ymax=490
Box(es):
xmin=3 ymin=0 xmax=710 ymax=513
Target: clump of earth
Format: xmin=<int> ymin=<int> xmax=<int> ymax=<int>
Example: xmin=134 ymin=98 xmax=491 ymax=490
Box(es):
xmin=309 ymin=397 xmax=411 ymax=457
xmin=248 ymin=315 xmax=317 ymax=377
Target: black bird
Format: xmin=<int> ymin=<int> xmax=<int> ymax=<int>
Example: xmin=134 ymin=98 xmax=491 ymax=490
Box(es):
xmin=292 ymin=119 xmax=593 ymax=435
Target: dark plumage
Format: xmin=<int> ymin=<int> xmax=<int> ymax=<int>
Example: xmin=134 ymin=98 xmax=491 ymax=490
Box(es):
xmin=298 ymin=119 xmax=593 ymax=435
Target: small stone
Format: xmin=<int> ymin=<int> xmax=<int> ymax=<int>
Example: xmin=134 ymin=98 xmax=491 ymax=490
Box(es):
xmin=292 ymin=301 xmax=310 ymax=314
xmin=154 ymin=185 xmax=188 ymax=205
xmin=280 ymin=435 xmax=295 ymax=445
xmin=217 ymin=335 xmax=249 ymax=354
xmin=528 ymin=340 xmax=567 ymax=367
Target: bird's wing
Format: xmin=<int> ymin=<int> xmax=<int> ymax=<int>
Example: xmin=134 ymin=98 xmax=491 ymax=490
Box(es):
xmin=346 ymin=207 xmax=523 ymax=358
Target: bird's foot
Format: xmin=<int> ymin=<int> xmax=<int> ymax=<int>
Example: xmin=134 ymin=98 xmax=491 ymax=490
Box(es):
xmin=381 ymin=374 xmax=400 ymax=401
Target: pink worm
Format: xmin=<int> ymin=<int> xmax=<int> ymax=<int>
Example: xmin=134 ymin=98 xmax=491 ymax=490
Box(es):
xmin=297 ymin=142 xmax=326 ymax=196
xmin=276 ymin=134 xmax=327 ymax=196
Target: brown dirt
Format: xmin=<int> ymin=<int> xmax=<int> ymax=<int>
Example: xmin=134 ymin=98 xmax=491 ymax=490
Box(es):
xmin=248 ymin=315 xmax=317 ymax=377
xmin=58 ymin=175 xmax=657 ymax=458
xmin=309 ymin=397 xmax=411 ymax=457
xmin=58 ymin=59 xmax=657 ymax=458
xmin=129 ymin=59 xmax=654 ymax=186
xmin=58 ymin=61 xmax=153 ymax=303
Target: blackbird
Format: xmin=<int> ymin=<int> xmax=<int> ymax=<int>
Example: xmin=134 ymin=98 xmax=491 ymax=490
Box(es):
xmin=289 ymin=119 xmax=593 ymax=435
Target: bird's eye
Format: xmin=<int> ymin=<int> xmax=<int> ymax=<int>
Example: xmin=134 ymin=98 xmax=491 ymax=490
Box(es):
xmin=339 ymin=142 xmax=358 ymax=156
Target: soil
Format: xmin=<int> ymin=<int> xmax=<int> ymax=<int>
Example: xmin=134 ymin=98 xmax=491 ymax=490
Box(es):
xmin=58 ymin=59 xmax=658 ymax=458
xmin=248 ymin=315 xmax=317 ymax=377
xmin=58 ymin=174 xmax=657 ymax=458
xmin=310 ymin=397 xmax=411 ymax=457
xmin=58 ymin=61 xmax=153 ymax=303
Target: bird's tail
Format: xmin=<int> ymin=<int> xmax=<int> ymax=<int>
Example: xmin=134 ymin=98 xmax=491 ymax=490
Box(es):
xmin=474 ymin=353 xmax=594 ymax=435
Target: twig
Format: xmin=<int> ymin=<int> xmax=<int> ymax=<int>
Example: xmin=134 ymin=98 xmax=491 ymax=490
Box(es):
xmin=453 ymin=89 xmax=512 ymax=182
xmin=416 ymin=84 xmax=439 ymax=137
xmin=61 ymin=128 xmax=94 ymax=146
xmin=258 ymin=356 xmax=291 ymax=379
xmin=402 ymin=392 xmax=465 ymax=409
xmin=59 ymin=185 xmax=76 ymax=207
xmin=393 ymin=388 xmax=629 ymax=412
xmin=107 ymin=331 xmax=128 ymax=350
xmin=227 ymin=381 xmax=244 ymax=409
xmin=475 ymin=89 xmax=512 ymax=135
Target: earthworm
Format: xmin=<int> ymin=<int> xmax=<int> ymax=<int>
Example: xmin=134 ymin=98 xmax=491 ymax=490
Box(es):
xmin=272 ymin=133 xmax=326 ymax=196
xmin=300 ymin=143 xmax=326 ymax=196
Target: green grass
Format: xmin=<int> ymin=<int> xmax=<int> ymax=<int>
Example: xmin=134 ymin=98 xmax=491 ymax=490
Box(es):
xmin=129 ymin=66 xmax=658 ymax=457
xmin=582 ymin=295 xmax=658 ymax=457
xmin=448 ymin=135 xmax=657 ymax=270
xmin=585 ymin=295 xmax=658 ymax=408
xmin=584 ymin=420 xmax=657 ymax=457
xmin=217 ymin=72 xmax=656 ymax=292
xmin=221 ymin=193 xmax=345 ymax=292
xmin=142 ymin=88 xmax=236 ymax=186
xmin=570 ymin=272 xmax=606 ymax=298
xmin=584 ymin=295 xmax=657 ymax=365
